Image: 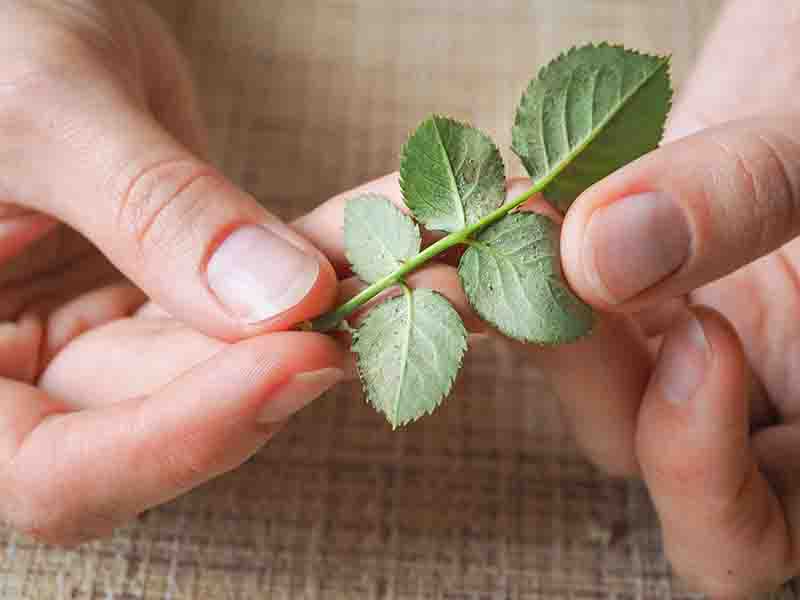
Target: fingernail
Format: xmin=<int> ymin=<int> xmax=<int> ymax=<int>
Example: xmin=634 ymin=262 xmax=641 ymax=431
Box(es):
xmin=654 ymin=312 xmax=709 ymax=405
xmin=583 ymin=192 xmax=690 ymax=304
xmin=207 ymin=225 xmax=319 ymax=323
xmin=258 ymin=367 xmax=344 ymax=424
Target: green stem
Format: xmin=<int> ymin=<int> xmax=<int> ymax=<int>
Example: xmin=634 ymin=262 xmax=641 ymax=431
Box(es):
xmin=310 ymin=179 xmax=547 ymax=332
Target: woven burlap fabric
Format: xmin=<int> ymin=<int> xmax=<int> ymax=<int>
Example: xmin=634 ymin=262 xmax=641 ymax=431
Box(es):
xmin=0 ymin=1 xmax=747 ymax=598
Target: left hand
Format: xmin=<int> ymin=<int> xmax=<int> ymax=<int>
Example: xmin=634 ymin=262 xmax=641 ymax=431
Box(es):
xmin=0 ymin=1 xmax=345 ymax=546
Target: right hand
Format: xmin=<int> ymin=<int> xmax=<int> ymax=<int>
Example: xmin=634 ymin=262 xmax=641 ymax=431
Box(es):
xmin=298 ymin=1 xmax=800 ymax=596
xmin=550 ymin=0 xmax=800 ymax=596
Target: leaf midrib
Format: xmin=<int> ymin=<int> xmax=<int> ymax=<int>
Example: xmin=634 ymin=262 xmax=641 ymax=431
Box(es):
xmin=391 ymin=285 xmax=414 ymax=427
xmin=311 ymin=54 xmax=670 ymax=334
xmin=355 ymin=219 xmax=415 ymax=279
xmin=431 ymin=117 xmax=467 ymax=230
xmin=535 ymin=57 xmax=669 ymax=189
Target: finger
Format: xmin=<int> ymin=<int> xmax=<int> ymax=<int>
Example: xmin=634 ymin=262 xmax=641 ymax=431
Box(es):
xmin=336 ymin=262 xmax=484 ymax=333
xmin=663 ymin=0 xmax=800 ymax=143
xmin=3 ymin=69 xmax=335 ymax=341
xmin=0 ymin=314 xmax=42 ymax=383
xmin=0 ymin=206 xmax=57 ymax=265
xmin=561 ymin=116 xmax=800 ymax=312
xmin=129 ymin=1 xmax=209 ymax=158
xmin=293 ymin=175 xmax=537 ymax=275
xmin=524 ymin=312 xmax=652 ymax=477
xmin=637 ymin=306 xmax=792 ymax=597
xmin=40 ymin=313 xmax=227 ymax=408
xmin=294 ymin=172 xmax=407 ymax=275
xmin=0 ymin=332 xmax=345 ymax=545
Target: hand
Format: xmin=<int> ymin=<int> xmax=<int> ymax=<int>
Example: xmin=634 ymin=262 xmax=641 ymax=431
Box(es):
xmin=551 ymin=0 xmax=800 ymax=596
xmin=0 ymin=1 xmax=344 ymax=545
xmin=299 ymin=0 xmax=800 ymax=595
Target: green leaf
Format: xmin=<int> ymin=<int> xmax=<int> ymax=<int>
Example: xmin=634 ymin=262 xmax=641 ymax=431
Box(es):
xmin=352 ymin=287 xmax=467 ymax=428
xmin=400 ymin=115 xmax=506 ymax=233
xmin=344 ymin=194 xmax=421 ymax=284
xmin=512 ymin=43 xmax=672 ymax=212
xmin=459 ymin=212 xmax=593 ymax=343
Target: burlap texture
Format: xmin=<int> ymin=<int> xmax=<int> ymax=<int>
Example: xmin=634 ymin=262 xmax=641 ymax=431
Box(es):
xmin=0 ymin=2 xmax=742 ymax=598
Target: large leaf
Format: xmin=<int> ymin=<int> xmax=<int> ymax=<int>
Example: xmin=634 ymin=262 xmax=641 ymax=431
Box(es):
xmin=459 ymin=212 xmax=593 ymax=343
xmin=344 ymin=194 xmax=421 ymax=283
xmin=353 ymin=287 xmax=467 ymax=428
xmin=512 ymin=43 xmax=671 ymax=212
xmin=400 ymin=116 xmax=505 ymax=232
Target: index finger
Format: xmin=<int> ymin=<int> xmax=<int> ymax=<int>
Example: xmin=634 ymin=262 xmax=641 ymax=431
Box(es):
xmin=293 ymin=172 xmax=407 ymax=275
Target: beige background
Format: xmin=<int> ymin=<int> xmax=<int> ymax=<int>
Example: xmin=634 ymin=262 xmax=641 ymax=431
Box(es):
xmin=0 ymin=2 xmax=733 ymax=599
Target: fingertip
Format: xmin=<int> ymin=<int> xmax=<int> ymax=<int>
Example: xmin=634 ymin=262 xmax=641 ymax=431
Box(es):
xmin=292 ymin=172 xmax=403 ymax=274
xmin=638 ymin=307 xmax=748 ymax=458
xmin=529 ymin=312 xmax=650 ymax=478
xmin=255 ymin=250 xmax=339 ymax=334
xmin=636 ymin=307 xmax=790 ymax=597
xmin=637 ymin=305 xmax=754 ymax=524
xmin=560 ymin=191 xmax=608 ymax=308
xmin=646 ymin=306 xmax=747 ymax=419
xmin=206 ymin=223 xmax=339 ymax=338
xmin=507 ymin=178 xmax=563 ymax=223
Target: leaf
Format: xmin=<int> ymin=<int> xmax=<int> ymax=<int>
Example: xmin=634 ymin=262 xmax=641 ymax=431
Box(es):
xmin=352 ymin=287 xmax=467 ymax=428
xmin=512 ymin=43 xmax=672 ymax=212
xmin=400 ymin=115 xmax=506 ymax=233
xmin=344 ymin=194 xmax=421 ymax=283
xmin=459 ymin=212 xmax=593 ymax=343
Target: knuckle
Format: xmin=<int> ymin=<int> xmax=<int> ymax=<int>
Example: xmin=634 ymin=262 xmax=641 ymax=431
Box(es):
xmin=0 ymin=44 xmax=104 ymax=147
xmin=0 ymin=57 xmax=62 ymax=129
xmin=712 ymin=128 xmax=800 ymax=253
xmin=0 ymin=31 xmax=92 ymax=104
xmin=160 ymin=447 xmax=213 ymax=492
xmin=114 ymin=158 xmax=221 ymax=257
xmin=0 ymin=6 xmax=140 ymax=140
xmin=754 ymin=130 xmax=800 ymax=247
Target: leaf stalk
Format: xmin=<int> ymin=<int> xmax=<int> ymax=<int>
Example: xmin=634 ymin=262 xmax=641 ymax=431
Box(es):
xmin=310 ymin=180 xmax=546 ymax=332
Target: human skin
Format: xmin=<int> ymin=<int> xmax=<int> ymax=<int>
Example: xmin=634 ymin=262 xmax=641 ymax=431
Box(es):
xmin=298 ymin=0 xmax=800 ymax=597
xmin=0 ymin=1 xmax=348 ymax=545
xmin=2 ymin=0 xmax=799 ymax=597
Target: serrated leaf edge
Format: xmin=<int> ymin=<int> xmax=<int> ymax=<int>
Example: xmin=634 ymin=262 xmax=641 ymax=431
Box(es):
xmin=511 ymin=43 xmax=672 ymax=194
xmin=343 ymin=193 xmax=421 ymax=284
xmin=352 ymin=287 xmax=467 ymax=429
xmin=457 ymin=213 xmax=594 ymax=345
xmin=399 ymin=114 xmax=506 ymax=230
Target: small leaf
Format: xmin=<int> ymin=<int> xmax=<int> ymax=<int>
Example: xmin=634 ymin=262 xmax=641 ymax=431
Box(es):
xmin=512 ymin=43 xmax=672 ymax=212
xmin=344 ymin=194 xmax=421 ymax=283
xmin=400 ymin=115 xmax=505 ymax=232
xmin=459 ymin=212 xmax=593 ymax=343
xmin=352 ymin=287 xmax=467 ymax=428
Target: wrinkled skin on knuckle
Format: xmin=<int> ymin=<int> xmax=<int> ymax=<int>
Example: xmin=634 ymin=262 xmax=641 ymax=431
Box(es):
xmin=115 ymin=159 xmax=223 ymax=258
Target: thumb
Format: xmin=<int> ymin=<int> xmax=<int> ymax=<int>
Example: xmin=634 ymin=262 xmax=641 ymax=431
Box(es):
xmin=9 ymin=80 xmax=336 ymax=340
xmin=562 ymin=116 xmax=800 ymax=311
xmin=636 ymin=307 xmax=792 ymax=597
